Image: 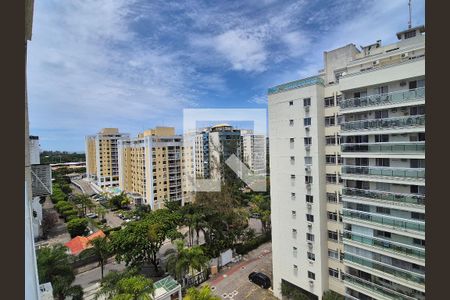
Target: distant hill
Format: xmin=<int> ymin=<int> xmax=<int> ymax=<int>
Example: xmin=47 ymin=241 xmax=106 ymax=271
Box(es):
xmin=40 ymin=151 xmax=85 ymax=164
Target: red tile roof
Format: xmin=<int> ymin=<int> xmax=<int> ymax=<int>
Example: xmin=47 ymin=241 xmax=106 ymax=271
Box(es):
xmin=65 ymin=230 xmax=106 ymax=255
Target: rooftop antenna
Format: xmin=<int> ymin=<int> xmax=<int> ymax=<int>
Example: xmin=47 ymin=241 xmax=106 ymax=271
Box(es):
xmin=408 ymin=0 xmax=412 ymax=29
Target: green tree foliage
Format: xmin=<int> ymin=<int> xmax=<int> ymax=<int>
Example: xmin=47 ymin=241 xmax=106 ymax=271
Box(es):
xmin=184 ymin=285 xmax=221 ymax=300
xmin=281 ymin=280 xmax=311 ymax=300
xmin=51 ymin=184 xmax=68 ymax=203
xmin=89 ymin=236 xmax=112 ymax=279
xmin=323 ymin=290 xmax=345 ymax=300
xmin=166 ymin=240 xmax=209 ymax=280
xmin=36 ymin=244 xmax=83 ymax=300
xmin=40 ymin=151 xmax=85 ymax=164
xmin=95 ymin=268 xmax=154 ymax=300
xmin=110 ymin=209 xmax=182 ymax=272
xmin=73 ymin=194 xmax=94 ymax=217
xmin=249 ymin=194 xmax=271 ymax=233
xmin=67 ymin=218 xmax=89 ymax=237
xmin=109 ymin=192 xmax=131 ymax=210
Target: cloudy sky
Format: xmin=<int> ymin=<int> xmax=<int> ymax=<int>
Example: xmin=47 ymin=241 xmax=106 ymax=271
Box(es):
xmin=27 ymin=0 xmax=425 ymax=151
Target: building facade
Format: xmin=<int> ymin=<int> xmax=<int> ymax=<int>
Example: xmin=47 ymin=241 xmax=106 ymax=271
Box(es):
xmin=269 ymin=26 xmax=425 ymax=300
xmin=85 ymin=128 xmax=129 ymax=188
xmin=118 ymin=127 xmax=191 ymax=209
xmin=242 ymin=130 xmax=267 ymax=176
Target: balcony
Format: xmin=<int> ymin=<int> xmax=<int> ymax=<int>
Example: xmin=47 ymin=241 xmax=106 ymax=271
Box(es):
xmin=342 ymin=165 xmax=425 ymax=181
xmin=339 ymin=87 xmax=425 ymax=111
xmin=343 ymin=273 xmax=419 ymax=300
xmin=343 ymin=231 xmax=425 ymax=260
xmin=341 ymin=115 xmax=425 ymax=133
xmin=343 ymin=187 xmax=425 ymax=206
xmin=344 ymin=253 xmax=425 ymax=286
xmin=342 ymin=209 xmax=425 ymax=233
xmin=341 ymin=142 xmax=425 ymax=154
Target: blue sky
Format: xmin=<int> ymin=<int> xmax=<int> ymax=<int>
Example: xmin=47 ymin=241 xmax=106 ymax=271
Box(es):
xmin=27 ymin=0 xmax=425 ymax=152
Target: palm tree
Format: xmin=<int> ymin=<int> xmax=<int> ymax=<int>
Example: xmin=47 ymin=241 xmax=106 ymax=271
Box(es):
xmin=184 ymin=285 xmax=220 ymax=300
xmin=89 ymin=236 xmax=112 ymax=279
xmin=95 ymin=269 xmax=154 ymax=300
xmin=167 ymin=240 xmax=209 ymax=281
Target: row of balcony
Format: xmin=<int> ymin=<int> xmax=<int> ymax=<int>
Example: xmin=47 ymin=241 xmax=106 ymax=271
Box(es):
xmin=339 ymin=87 xmax=425 ymax=110
xmin=343 ymin=187 xmax=425 ymax=206
xmin=342 ymin=165 xmax=425 ymax=179
xmin=343 ymin=273 xmax=420 ymax=300
xmin=344 ymin=253 xmax=425 ymax=285
xmin=342 ymin=209 xmax=425 ymax=232
xmin=341 ymin=115 xmax=425 ymax=132
xmin=341 ymin=142 xmax=425 ymax=154
xmin=343 ymin=231 xmax=425 ymax=260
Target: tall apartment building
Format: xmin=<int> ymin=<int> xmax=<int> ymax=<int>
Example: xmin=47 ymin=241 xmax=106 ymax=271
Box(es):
xmin=85 ymin=128 xmax=129 ymax=188
xmin=118 ymin=127 xmax=190 ymax=209
xmin=242 ymin=130 xmax=267 ymax=176
xmin=268 ymin=26 xmax=425 ymax=300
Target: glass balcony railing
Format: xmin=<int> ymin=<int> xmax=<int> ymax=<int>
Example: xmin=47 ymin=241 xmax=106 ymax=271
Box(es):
xmin=343 ymin=187 xmax=425 ymax=206
xmin=342 ymin=165 xmax=425 ymax=179
xmin=343 ymin=231 xmax=425 ymax=260
xmin=342 ymin=209 xmax=425 ymax=232
xmin=343 ymin=273 xmax=419 ymax=300
xmin=341 ymin=115 xmax=425 ymax=132
xmin=341 ymin=142 xmax=425 ymax=153
xmin=340 ymin=87 xmax=425 ymax=110
xmin=344 ymin=253 xmax=425 ymax=285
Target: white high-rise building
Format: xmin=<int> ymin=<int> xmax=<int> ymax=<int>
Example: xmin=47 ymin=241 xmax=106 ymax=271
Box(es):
xmin=269 ymin=26 xmax=425 ymax=300
xmin=242 ymin=130 xmax=267 ymax=176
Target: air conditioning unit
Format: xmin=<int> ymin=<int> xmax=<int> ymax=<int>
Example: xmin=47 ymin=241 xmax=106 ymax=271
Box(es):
xmin=305 ymin=166 xmax=311 ymax=172
xmin=304 ymin=106 xmax=310 ymax=112
xmin=307 ymin=242 xmax=313 ymax=247
xmin=305 ymin=125 xmax=311 ymax=130
xmin=402 ymin=52 xmax=409 ymax=58
xmin=373 ymin=60 xmax=380 ymax=65
xmin=306 ymin=203 xmax=312 ymax=209
xmin=309 ymin=280 xmax=314 ymax=286
xmin=306 ymin=183 xmax=311 ymax=189
xmin=400 ymin=81 xmax=407 ymax=87
xmin=305 ymin=145 xmax=311 ymax=151
xmin=307 ymin=223 xmax=313 ymax=228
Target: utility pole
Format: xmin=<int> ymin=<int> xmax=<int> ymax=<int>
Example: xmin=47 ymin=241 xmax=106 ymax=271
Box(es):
xmin=408 ymin=0 xmax=412 ymax=29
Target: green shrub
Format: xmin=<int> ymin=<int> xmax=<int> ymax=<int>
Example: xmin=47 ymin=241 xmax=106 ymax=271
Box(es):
xmin=67 ymin=218 xmax=89 ymax=238
xmin=55 ymin=201 xmax=71 ymax=212
xmin=235 ymin=233 xmax=271 ymax=255
xmin=103 ymin=226 xmax=122 ymax=236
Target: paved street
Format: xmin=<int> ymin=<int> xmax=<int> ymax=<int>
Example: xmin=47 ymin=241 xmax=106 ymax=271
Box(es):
xmin=204 ymin=242 xmax=276 ymax=300
xmin=73 ymin=259 xmax=127 ymax=288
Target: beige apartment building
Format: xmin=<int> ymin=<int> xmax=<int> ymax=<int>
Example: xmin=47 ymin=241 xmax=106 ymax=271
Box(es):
xmin=85 ymin=128 xmax=130 ymax=188
xmin=269 ymin=26 xmax=425 ymax=300
xmin=118 ymin=127 xmax=192 ymax=209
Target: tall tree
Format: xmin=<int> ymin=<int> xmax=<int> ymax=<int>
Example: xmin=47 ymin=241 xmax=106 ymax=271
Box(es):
xmin=110 ymin=209 xmax=182 ymax=272
xmin=89 ymin=236 xmax=112 ymax=279
xmin=184 ymin=285 xmax=221 ymax=300
xmin=166 ymin=240 xmax=209 ymax=280
xmin=95 ymin=269 xmax=154 ymax=300
xmin=73 ymin=194 xmax=94 ymax=216
xmin=249 ymin=194 xmax=271 ymax=233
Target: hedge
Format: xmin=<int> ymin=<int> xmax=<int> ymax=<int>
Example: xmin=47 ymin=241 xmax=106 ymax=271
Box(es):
xmin=235 ymin=233 xmax=271 ymax=255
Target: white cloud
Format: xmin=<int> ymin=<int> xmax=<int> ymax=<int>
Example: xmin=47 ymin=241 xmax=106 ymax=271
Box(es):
xmin=281 ymin=31 xmax=312 ymax=57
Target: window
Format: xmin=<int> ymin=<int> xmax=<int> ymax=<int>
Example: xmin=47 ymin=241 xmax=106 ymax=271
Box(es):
xmin=410 ymin=159 xmax=425 ymax=168
xmin=325 ymin=135 xmax=336 ymax=145
xmin=336 ymin=115 xmax=344 ymax=125
xmin=376 ymin=158 xmax=390 ymax=167
xmin=376 ymin=207 xmax=391 ymax=214
xmin=290 ymin=156 xmax=295 ymax=164
xmin=325 ymin=155 xmax=336 ymax=164
xmin=354 ymin=91 xmax=367 ymax=98
xmin=411 ymin=212 xmax=425 ymax=220
xmin=329 ymin=268 xmax=339 ymax=278
xmin=308 ymin=271 xmax=315 ymax=280
xmin=374 ymin=230 xmax=391 ymax=238
xmin=377 ymin=85 xmax=389 ymax=94
xmin=304 ymin=156 xmax=312 ymax=165
xmin=405 ymin=30 xmax=416 ymax=39
xmin=292 ymin=211 xmax=296 ymax=217
xmin=327 ymin=192 xmax=337 ymax=203
xmin=291 ymin=192 xmax=296 ymax=200
xmin=307 ymin=252 xmax=315 ymax=261
xmin=328 ymin=211 xmax=338 ymax=221
xmin=303 ymin=98 xmax=311 ymax=106
xmin=326 ymin=174 xmax=337 ymax=184
xmin=324 ymin=96 xmax=335 ymax=107
xmin=304 ymin=137 xmax=312 ymax=145
xmin=376 ymin=182 xmax=391 ymax=192
xmin=409 ymin=79 xmax=424 ymax=90
xmin=306 ymin=233 xmax=314 ymax=242
xmin=306 ymin=214 xmax=314 ymax=222
xmin=375 ymin=110 xmax=389 ymax=119
xmin=304 ymin=117 xmax=312 ymax=126
xmin=337 ymin=155 xmax=343 ymax=165
xmin=375 ymin=134 xmax=389 ymax=143
xmin=325 ymin=116 xmax=336 ymax=127
xmin=293 ymin=265 xmax=298 ymax=272
xmin=413 ymin=238 xmax=425 ymax=247
xmin=328 ymin=230 xmax=338 ymax=241
xmin=410 ymin=105 xmax=425 ymax=115
xmin=306 ymin=195 xmax=313 ymax=203
xmin=291 ymin=174 xmax=296 ymax=179
xmin=410 ymin=185 xmax=425 ymax=195
xmin=289 ymin=119 xmax=294 ymax=126
xmin=328 ymin=249 xmax=339 ymax=260
xmin=292 ymin=229 xmax=297 ymax=237
xmin=290 ymin=138 xmax=295 ymax=144
xmin=305 ymin=176 xmax=313 ymax=184
xmin=289 ymin=100 xmax=294 ymax=106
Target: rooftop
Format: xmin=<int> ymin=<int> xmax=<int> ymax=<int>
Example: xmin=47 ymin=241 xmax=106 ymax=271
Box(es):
xmin=65 ymin=230 xmax=106 ymax=255
xmin=153 ymin=276 xmax=181 ymax=299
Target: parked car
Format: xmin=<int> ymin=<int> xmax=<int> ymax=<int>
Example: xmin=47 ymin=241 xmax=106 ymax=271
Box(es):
xmin=86 ymin=213 xmax=98 ymax=219
xmin=251 ymin=213 xmax=261 ymax=219
xmin=248 ymin=272 xmax=271 ymax=289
